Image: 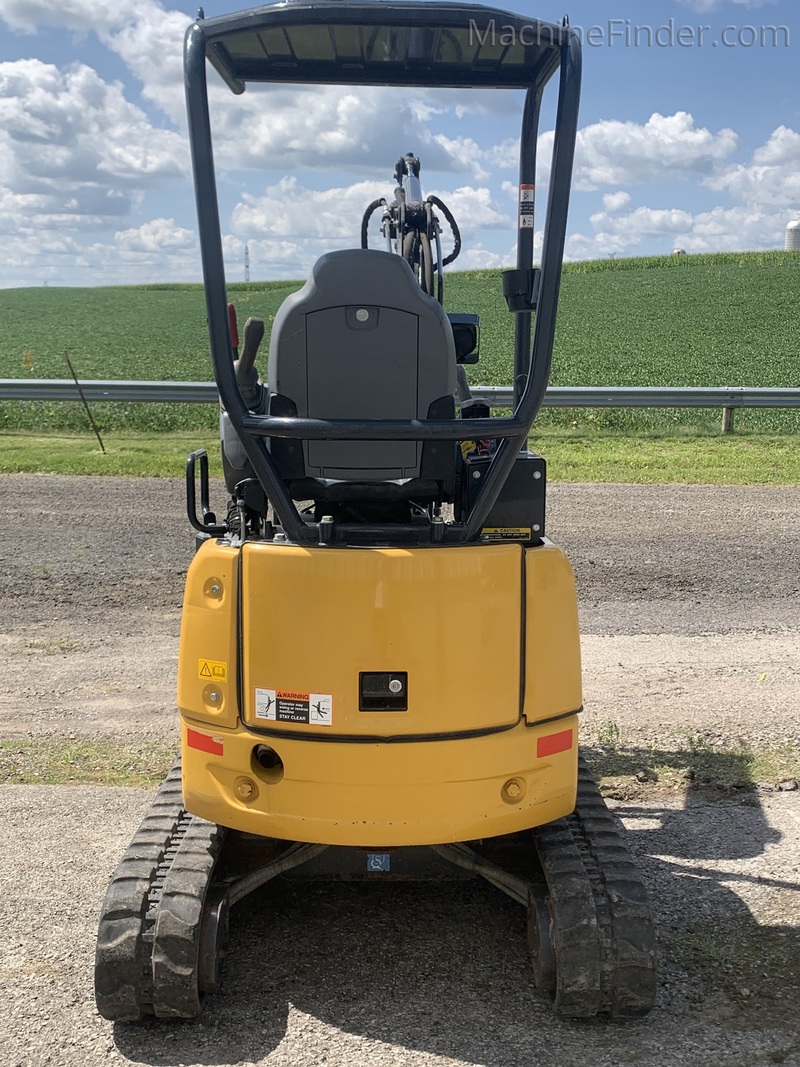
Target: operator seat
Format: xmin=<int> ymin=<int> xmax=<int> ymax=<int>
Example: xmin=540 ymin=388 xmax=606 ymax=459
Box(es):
xmin=266 ymin=248 xmax=458 ymax=505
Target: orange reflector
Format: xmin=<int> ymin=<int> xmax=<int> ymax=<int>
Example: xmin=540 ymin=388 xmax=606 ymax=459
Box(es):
xmin=187 ymin=727 xmax=223 ymax=756
xmin=537 ymin=728 xmax=574 ymax=758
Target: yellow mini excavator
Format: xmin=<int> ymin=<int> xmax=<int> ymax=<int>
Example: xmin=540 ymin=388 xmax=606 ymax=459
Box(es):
xmin=95 ymin=0 xmax=657 ymax=1022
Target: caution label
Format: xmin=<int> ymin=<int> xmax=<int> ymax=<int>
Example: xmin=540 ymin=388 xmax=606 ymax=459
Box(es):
xmin=482 ymin=527 xmax=533 ymax=541
xmin=255 ymin=688 xmax=333 ymax=727
xmin=519 ymin=184 xmax=535 ymax=229
xmin=198 ymin=658 xmax=227 ymax=682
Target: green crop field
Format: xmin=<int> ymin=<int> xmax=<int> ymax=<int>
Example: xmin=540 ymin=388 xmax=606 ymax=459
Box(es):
xmin=1 ymin=251 xmax=798 ymax=435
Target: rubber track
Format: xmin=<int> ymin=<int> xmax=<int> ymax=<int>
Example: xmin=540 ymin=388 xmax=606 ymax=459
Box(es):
xmin=532 ymin=756 xmax=657 ymax=1018
xmin=151 ymin=818 xmax=226 ymax=1018
xmin=95 ymin=758 xmax=225 ymax=1021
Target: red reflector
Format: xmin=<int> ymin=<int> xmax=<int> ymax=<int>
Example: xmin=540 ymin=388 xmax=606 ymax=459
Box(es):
xmin=187 ymin=728 xmax=223 ymax=756
xmin=537 ymin=728 xmax=574 ymax=758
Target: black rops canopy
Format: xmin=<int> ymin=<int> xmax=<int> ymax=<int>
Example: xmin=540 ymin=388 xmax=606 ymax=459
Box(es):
xmin=184 ymin=1 xmax=582 ymax=545
xmin=200 ymin=1 xmax=568 ymax=91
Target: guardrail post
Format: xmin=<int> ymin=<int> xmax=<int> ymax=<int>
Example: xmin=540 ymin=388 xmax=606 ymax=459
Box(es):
xmin=721 ymin=406 xmax=735 ymax=433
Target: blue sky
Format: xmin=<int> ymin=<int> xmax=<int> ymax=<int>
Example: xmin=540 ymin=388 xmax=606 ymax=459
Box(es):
xmin=0 ymin=0 xmax=798 ymax=287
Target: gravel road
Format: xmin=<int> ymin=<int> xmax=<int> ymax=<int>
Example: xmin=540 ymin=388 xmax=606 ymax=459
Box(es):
xmin=1 ymin=475 xmax=799 ymax=1066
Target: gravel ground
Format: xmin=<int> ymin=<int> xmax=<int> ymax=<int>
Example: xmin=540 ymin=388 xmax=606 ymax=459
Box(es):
xmin=1 ymin=475 xmax=799 ymax=1066
xmin=1 ymin=787 xmax=798 ymax=1067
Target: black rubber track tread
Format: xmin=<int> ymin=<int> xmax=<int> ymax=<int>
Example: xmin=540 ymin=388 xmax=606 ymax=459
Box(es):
xmin=532 ymin=756 xmax=657 ymax=1019
xmin=94 ymin=763 xmax=226 ymax=1020
xmin=95 ymin=760 xmax=185 ymax=1022
xmin=571 ymin=756 xmax=658 ymax=1018
xmin=533 ymin=817 xmax=603 ymax=1017
xmin=151 ymin=819 xmax=227 ymax=1019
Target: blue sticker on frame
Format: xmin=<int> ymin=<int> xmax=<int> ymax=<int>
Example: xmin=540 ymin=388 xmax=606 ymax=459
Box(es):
xmin=367 ymin=853 xmax=391 ymax=873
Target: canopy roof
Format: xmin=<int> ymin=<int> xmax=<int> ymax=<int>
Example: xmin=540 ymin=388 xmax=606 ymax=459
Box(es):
xmin=199 ymin=1 xmax=568 ymax=91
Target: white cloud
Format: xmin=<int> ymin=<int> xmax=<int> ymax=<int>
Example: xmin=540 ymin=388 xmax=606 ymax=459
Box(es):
xmin=427 ymin=133 xmax=489 ymax=180
xmin=0 ymin=2 xmax=522 ymax=184
xmin=706 ymin=125 xmax=800 ymax=208
xmin=2 ymin=2 xmax=515 ymax=179
xmin=428 ymin=185 xmax=513 ymax=230
xmin=232 ymin=177 xmax=511 ymax=245
xmin=572 ymin=202 xmax=790 ymax=260
xmin=232 ymin=177 xmax=388 ymax=242
xmin=457 ymin=244 xmax=515 ymax=271
xmin=115 ymin=217 xmax=195 ymax=253
xmin=572 ymin=112 xmax=738 ymax=190
xmin=205 ymin=83 xmax=499 ymax=178
xmin=602 ymin=191 xmax=632 ymax=212
xmin=573 ymin=122 xmax=800 ymax=261
xmin=590 ymin=206 xmax=695 ymax=240
xmin=0 ymin=219 xmax=201 ymax=288
xmin=0 ymin=58 xmax=186 ymax=244
xmin=536 ymin=113 xmax=737 ymax=192
xmin=486 ymin=138 xmax=519 ymax=171
xmin=100 ymin=5 xmax=190 ymax=124
xmin=237 ymin=237 xmax=357 ymax=282
xmin=0 ymin=0 xmax=188 ymax=118
xmin=752 ymin=125 xmax=800 ymax=166
xmin=227 ymin=177 xmax=513 ymax=280
xmin=680 ymin=205 xmax=789 ymax=251
xmin=0 ymin=0 xmax=124 ymax=33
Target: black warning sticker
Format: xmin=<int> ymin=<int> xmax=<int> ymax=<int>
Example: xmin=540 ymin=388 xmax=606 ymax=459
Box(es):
xmin=254 ymin=688 xmax=333 ymax=726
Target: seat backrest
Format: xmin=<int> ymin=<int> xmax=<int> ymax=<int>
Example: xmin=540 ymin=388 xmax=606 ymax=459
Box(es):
xmin=267 ymin=249 xmax=456 ymax=481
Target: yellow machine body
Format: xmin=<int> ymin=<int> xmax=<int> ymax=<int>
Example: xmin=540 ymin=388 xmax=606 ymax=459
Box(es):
xmin=178 ymin=538 xmax=582 ymax=846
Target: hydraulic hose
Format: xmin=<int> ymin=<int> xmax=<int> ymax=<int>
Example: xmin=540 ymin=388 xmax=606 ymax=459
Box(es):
xmin=427 ymin=195 xmax=461 ymax=266
xmin=360 ymin=199 xmax=387 ymax=249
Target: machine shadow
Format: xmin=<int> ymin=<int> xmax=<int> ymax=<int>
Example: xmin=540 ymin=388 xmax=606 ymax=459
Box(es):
xmin=587 ymin=743 xmax=800 ymax=1024
xmin=114 ymin=744 xmax=799 ymax=1066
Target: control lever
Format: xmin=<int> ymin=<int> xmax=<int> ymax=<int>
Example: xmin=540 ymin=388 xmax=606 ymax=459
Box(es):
xmin=233 ymin=316 xmax=266 ymax=411
xmin=220 ymin=315 xmax=267 ymax=495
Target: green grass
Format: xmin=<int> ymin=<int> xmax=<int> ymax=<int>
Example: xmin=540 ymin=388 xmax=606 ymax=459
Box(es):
xmin=536 ymin=428 xmax=800 ymax=484
xmin=3 ymin=427 xmax=799 ymax=483
xmin=0 ymin=430 xmax=223 ymax=478
xmin=0 ymin=738 xmax=176 ymax=787
xmin=453 ymin=251 xmax=800 ymax=434
xmin=1 ymin=251 xmax=799 ymax=435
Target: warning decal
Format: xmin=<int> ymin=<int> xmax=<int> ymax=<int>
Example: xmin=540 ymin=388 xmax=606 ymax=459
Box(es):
xmin=518 ymin=184 xmax=535 ymax=229
xmin=255 ymin=688 xmax=333 ymax=727
xmin=482 ymin=527 xmax=533 ymax=541
xmin=198 ymin=658 xmax=227 ymax=682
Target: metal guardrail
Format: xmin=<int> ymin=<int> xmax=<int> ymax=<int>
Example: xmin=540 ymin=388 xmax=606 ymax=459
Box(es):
xmin=0 ymin=380 xmax=217 ymax=403
xmin=2 ymin=380 xmax=799 ymax=409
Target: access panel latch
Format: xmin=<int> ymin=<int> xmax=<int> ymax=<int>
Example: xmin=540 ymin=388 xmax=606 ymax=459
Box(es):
xmin=502 ymin=267 xmax=540 ymax=313
xmin=359 ymin=672 xmax=408 ymax=711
